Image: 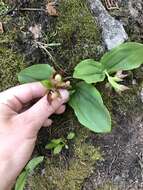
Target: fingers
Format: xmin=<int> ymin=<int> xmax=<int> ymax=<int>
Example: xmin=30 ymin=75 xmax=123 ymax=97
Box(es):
xmin=0 ymin=82 xmax=47 ymax=112
xmin=42 ymin=105 xmax=66 ymax=127
xmin=55 ymin=105 xmax=66 ymax=114
xmin=43 ymin=119 xmax=53 ymax=127
xmin=19 ymin=89 xmax=69 ymax=130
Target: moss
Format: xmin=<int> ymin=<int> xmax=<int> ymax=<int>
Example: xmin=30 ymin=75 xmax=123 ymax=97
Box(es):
xmin=0 ymin=15 xmax=16 ymax=45
xmin=111 ymin=85 xmax=143 ymax=116
xmin=28 ymin=128 xmax=102 ymax=190
xmin=0 ymin=31 xmax=15 ymax=45
xmin=0 ymin=0 xmax=9 ymax=15
xmin=51 ymin=0 xmax=101 ymax=74
xmin=0 ymin=47 xmax=25 ymax=91
xmin=0 ymin=3 xmax=28 ymax=92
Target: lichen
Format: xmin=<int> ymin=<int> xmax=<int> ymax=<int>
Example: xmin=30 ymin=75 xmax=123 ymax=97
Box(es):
xmin=28 ymin=128 xmax=102 ymax=190
xmin=96 ymin=182 xmax=118 ymax=190
xmin=0 ymin=47 xmax=25 ymax=91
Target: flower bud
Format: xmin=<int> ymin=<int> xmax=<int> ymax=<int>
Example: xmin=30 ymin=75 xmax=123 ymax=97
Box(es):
xmin=66 ymin=81 xmax=70 ymax=87
xmin=54 ymin=74 xmax=62 ymax=82
xmin=115 ymin=70 xmax=128 ymax=79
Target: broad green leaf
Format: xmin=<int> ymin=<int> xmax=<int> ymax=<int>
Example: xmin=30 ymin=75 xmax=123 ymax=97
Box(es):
xmin=18 ymin=64 xmax=54 ymax=84
xmin=73 ymin=59 xmax=105 ymax=83
xmin=101 ymin=42 xmax=143 ymax=73
xmin=25 ymin=156 xmax=44 ymax=172
xmin=67 ymin=132 xmax=75 ymax=140
xmin=15 ymin=171 xmax=28 ymax=190
xmin=69 ymin=82 xmax=111 ymax=133
xmin=53 ymin=144 xmax=64 ymax=155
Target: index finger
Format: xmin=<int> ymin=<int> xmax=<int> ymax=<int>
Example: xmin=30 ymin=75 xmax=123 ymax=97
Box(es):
xmin=0 ymin=82 xmax=47 ymax=112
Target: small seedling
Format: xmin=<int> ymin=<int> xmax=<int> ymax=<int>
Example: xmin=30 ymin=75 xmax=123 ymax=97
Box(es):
xmin=45 ymin=132 xmax=75 ymax=155
xmin=18 ymin=42 xmax=143 ymax=134
xmin=15 ymin=156 xmax=44 ymax=190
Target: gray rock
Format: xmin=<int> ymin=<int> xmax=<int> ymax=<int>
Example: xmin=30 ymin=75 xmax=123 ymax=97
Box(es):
xmin=87 ymin=0 xmax=128 ymax=50
xmin=140 ymin=88 xmax=143 ymax=103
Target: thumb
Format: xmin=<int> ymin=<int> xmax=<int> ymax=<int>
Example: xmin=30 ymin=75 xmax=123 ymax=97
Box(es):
xmin=18 ymin=89 xmax=69 ymax=130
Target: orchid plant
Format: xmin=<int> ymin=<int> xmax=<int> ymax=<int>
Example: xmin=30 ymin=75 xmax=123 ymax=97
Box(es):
xmin=18 ymin=42 xmax=143 ymax=133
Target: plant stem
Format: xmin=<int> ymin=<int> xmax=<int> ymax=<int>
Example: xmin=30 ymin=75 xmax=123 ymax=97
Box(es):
xmin=104 ymin=70 xmax=110 ymax=78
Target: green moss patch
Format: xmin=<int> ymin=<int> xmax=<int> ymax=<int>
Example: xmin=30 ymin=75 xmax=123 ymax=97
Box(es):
xmin=0 ymin=48 xmax=25 ymax=91
xmin=52 ymin=0 xmax=101 ymax=74
xmin=28 ymin=128 xmax=102 ymax=190
xmin=0 ymin=0 xmax=9 ymax=15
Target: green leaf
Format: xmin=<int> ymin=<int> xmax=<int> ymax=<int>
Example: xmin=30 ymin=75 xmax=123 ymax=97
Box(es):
xmin=69 ymin=89 xmax=76 ymax=96
xmin=73 ymin=59 xmax=105 ymax=83
xmin=101 ymin=42 xmax=143 ymax=73
xmin=15 ymin=171 xmax=28 ymax=190
xmin=45 ymin=138 xmax=64 ymax=150
xmin=45 ymin=142 xmax=57 ymax=150
xmin=53 ymin=144 xmax=64 ymax=155
xmin=25 ymin=156 xmax=44 ymax=172
xmin=15 ymin=157 xmax=43 ymax=190
xmin=67 ymin=132 xmax=75 ymax=140
xmin=41 ymin=80 xmax=53 ymax=89
xmin=51 ymin=138 xmax=64 ymax=145
xmin=18 ymin=64 xmax=54 ymax=84
xmin=69 ymin=82 xmax=111 ymax=133
xmin=45 ymin=143 xmax=57 ymax=150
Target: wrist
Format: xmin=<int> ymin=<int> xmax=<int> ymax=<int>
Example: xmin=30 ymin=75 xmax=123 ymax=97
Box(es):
xmin=0 ymin=159 xmax=16 ymax=190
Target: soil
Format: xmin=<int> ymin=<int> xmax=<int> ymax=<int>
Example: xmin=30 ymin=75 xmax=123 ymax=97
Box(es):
xmin=0 ymin=0 xmax=143 ymax=190
xmin=83 ymin=90 xmax=143 ymax=190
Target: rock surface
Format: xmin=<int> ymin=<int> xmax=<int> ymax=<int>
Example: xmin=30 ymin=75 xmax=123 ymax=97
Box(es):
xmin=141 ymin=88 xmax=143 ymax=103
xmin=87 ymin=0 xmax=128 ymax=50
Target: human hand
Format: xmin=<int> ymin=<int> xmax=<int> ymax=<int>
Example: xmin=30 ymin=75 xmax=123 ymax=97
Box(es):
xmin=0 ymin=82 xmax=69 ymax=190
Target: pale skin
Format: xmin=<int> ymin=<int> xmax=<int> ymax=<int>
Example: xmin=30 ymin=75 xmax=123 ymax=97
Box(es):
xmin=0 ymin=82 xmax=69 ymax=190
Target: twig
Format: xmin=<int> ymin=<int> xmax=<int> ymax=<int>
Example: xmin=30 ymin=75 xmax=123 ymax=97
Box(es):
xmin=0 ymin=6 xmax=45 ymax=17
xmin=64 ymin=76 xmax=73 ymax=80
xmin=36 ymin=42 xmax=56 ymax=65
xmin=36 ymin=41 xmax=62 ymax=71
xmin=36 ymin=42 xmax=61 ymax=48
xmin=19 ymin=8 xmax=45 ymax=12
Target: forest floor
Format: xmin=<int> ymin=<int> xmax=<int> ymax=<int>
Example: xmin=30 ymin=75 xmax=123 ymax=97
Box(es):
xmin=0 ymin=0 xmax=143 ymax=190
